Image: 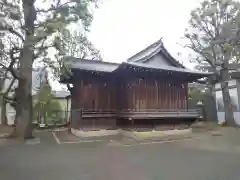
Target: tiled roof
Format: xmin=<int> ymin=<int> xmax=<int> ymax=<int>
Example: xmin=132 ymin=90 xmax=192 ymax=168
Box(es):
xmin=64 ymin=57 xmax=119 ymax=72
xmin=127 ymin=38 xmax=185 ymax=68
xmin=120 ymin=61 xmax=212 ymax=76
xmin=64 ymin=57 xmax=212 ymax=77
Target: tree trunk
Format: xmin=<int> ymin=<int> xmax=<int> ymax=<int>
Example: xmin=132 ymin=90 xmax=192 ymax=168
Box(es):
xmin=1 ymin=76 xmax=15 ymax=126
xmin=220 ymin=81 xmax=235 ymax=125
xmin=14 ymin=0 xmax=36 ymax=139
xmin=221 ymin=51 xmax=236 ymax=126
xmin=15 ymin=78 xmax=33 ymax=138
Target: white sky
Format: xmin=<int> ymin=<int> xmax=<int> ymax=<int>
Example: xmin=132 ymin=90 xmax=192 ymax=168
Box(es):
xmin=87 ymin=0 xmax=202 ymax=67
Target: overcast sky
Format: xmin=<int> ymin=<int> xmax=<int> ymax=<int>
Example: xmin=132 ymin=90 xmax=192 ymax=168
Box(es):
xmin=55 ymin=0 xmax=203 ymax=91
xmin=88 ymin=0 xmax=202 ymax=67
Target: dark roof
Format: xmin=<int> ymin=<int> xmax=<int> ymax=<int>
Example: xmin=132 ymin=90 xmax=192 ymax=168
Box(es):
xmin=64 ymin=57 xmax=212 ymax=78
xmin=119 ymin=61 xmax=212 ymax=76
xmin=127 ymin=38 xmax=185 ymax=68
xmin=64 ymin=57 xmax=119 ymax=72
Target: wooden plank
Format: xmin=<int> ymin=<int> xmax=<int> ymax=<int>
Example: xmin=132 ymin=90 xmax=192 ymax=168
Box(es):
xmin=118 ymin=109 xmax=201 ymax=119
xmin=81 ymin=109 xmax=201 ymax=119
xmin=169 ymin=83 xmax=172 ymax=109
xmin=173 ymin=84 xmax=176 ymax=109
xmin=73 ymin=73 xmax=196 ymax=118
xmin=158 ymin=82 xmax=161 ymax=109
xmin=185 ymin=83 xmax=188 ymax=109
xmin=155 ymin=80 xmax=159 ymax=109
xmin=175 ymin=84 xmax=178 ymax=109
xmin=180 ymin=84 xmax=184 ymax=109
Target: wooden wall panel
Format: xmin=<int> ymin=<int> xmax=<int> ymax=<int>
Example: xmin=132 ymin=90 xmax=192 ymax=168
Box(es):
xmin=122 ymin=78 xmax=188 ymax=111
xmin=79 ymin=118 xmax=116 ymax=129
xmin=74 ymin=75 xmax=189 ymax=112
xmin=76 ymin=77 xmax=115 ymax=111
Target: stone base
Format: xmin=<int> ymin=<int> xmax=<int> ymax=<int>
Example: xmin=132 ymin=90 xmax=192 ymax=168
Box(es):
xmin=130 ymin=128 xmax=192 ymax=140
xmin=71 ymin=128 xmax=120 ymax=138
xmin=71 ymin=128 xmax=192 ymax=140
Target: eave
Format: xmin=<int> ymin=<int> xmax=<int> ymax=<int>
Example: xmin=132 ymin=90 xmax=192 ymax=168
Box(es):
xmin=60 ymin=58 xmax=213 ymax=83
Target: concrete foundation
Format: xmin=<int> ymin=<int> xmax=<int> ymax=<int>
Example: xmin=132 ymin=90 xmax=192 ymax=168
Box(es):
xmin=71 ymin=128 xmax=192 ymax=139
xmin=71 ymin=128 xmax=120 ymax=138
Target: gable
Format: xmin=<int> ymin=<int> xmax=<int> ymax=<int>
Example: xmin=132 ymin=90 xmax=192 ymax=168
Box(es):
xmin=127 ymin=43 xmax=161 ymax=63
xmin=127 ymin=39 xmax=184 ymax=68
xmin=143 ymin=53 xmax=174 ymax=66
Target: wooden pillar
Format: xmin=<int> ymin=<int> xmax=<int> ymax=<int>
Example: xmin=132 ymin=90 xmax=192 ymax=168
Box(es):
xmin=185 ymin=83 xmax=188 ymax=109
xmin=70 ymin=84 xmax=79 ymax=129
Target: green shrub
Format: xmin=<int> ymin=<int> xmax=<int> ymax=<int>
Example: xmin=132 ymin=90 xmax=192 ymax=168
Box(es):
xmin=33 ymin=82 xmax=64 ymax=125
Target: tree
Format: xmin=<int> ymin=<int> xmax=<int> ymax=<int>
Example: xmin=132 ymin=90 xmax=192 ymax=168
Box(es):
xmin=0 ymin=76 xmax=16 ymax=126
xmin=184 ymin=0 xmax=240 ymax=126
xmin=0 ymin=0 xmax=100 ymax=138
xmin=0 ymin=33 xmax=20 ymax=126
xmin=46 ymin=100 xmax=63 ymax=126
xmin=188 ymin=87 xmax=205 ymax=108
xmin=33 ymin=80 xmax=63 ymax=126
xmin=60 ymin=29 xmax=102 ymax=60
xmin=34 ymin=82 xmax=53 ymax=124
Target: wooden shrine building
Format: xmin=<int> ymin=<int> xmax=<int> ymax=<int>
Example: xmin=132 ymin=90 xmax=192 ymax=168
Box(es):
xmin=60 ymin=39 xmax=212 ymax=129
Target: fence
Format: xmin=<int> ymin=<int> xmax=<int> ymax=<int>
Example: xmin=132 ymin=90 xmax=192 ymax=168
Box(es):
xmin=0 ymin=110 xmax=70 ymax=128
xmin=33 ymin=110 xmax=70 ymax=127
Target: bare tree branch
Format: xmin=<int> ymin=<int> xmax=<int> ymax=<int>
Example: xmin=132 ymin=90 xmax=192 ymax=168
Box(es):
xmin=8 ymin=27 xmax=24 ymax=42
xmin=36 ymin=0 xmax=72 ymax=13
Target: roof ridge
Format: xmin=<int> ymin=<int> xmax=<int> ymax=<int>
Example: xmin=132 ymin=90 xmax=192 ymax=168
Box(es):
xmin=133 ymin=44 xmax=163 ymax=63
xmin=126 ymin=38 xmax=185 ymax=68
xmin=160 ymin=44 xmax=185 ymax=68
xmin=127 ymin=38 xmax=163 ymax=62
